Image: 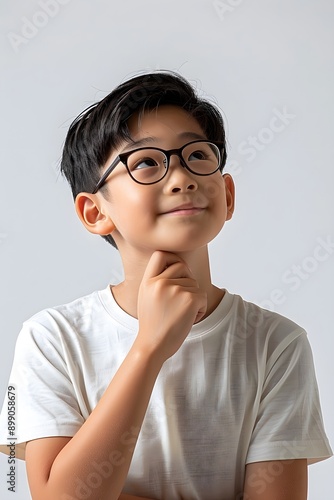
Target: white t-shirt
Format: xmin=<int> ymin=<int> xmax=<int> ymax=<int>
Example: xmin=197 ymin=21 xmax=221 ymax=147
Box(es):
xmin=0 ymin=287 xmax=332 ymax=499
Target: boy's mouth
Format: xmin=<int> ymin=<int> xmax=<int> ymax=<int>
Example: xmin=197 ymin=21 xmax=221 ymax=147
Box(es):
xmin=160 ymin=203 xmax=206 ymax=216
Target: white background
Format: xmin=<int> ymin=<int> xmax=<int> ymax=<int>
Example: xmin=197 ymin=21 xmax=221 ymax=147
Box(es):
xmin=1 ymin=0 xmax=333 ymax=498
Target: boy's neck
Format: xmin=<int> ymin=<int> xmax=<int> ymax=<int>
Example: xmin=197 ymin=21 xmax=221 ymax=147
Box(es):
xmin=111 ymin=246 xmax=225 ymax=322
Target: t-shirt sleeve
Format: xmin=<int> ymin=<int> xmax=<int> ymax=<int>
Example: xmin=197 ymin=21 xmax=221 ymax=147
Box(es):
xmin=0 ymin=318 xmax=85 ymax=460
xmin=246 ymin=329 xmax=332 ymax=465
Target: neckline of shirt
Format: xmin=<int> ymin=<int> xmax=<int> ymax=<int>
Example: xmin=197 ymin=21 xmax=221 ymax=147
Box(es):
xmin=98 ymin=285 xmax=235 ymax=340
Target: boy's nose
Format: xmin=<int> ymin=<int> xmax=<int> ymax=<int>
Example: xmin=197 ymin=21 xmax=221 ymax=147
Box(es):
xmin=163 ymin=154 xmax=198 ymax=193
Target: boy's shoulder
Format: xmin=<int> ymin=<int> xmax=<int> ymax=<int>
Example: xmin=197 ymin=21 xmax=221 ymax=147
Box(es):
xmin=27 ymin=287 xmax=105 ymax=323
xmin=225 ymin=290 xmax=307 ymax=351
xmin=233 ymin=291 xmax=304 ymax=328
xmin=18 ymin=287 xmax=115 ymax=344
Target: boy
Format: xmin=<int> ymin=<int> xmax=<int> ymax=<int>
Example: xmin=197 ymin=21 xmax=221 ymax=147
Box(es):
xmin=0 ymin=71 xmax=332 ymax=500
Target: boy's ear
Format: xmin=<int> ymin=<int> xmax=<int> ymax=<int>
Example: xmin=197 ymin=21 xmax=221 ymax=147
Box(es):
xmin=75 ymin=192 xmax=116 ymax=235
xmin=223 ymin=173 xmax=235 ymax=221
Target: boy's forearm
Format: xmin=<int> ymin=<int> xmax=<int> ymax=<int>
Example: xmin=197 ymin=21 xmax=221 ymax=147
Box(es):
xmin=45 ymin=339 xmax=162 ymax=500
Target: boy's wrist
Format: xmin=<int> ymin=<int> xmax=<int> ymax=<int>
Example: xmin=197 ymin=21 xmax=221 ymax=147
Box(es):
xmin=131 ymin=334 xmax=166 ymax=373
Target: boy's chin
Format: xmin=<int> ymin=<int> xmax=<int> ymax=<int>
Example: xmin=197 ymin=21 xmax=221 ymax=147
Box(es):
xmin=159 ymin=233 xmax=221 ymax=254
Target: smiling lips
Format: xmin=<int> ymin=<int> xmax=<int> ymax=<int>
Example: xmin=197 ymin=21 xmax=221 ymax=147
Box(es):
xmin=161 ymin=203 xmax=205 ymax=216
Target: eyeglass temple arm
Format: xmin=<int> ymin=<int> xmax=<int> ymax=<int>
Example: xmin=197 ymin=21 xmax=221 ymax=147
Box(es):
xmin=92 ymin=156 xmax=121 ymax=194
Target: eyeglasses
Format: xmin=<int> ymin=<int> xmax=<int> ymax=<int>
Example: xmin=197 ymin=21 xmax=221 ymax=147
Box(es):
xmin=91 ymin=140 xmax=225 ymax=192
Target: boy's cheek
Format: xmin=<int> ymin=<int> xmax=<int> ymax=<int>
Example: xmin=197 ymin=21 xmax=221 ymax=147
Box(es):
xmin=204 ymin=181 xmax=222 ymax=201
xmin=196 ymin=176 xmax=225 ymax=205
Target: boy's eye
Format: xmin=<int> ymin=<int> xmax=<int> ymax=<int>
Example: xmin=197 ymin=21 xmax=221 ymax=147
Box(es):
xmin=131 ymin=157 xmax=160 ymax=170
xmin=188 ymin=150 xmax=208 ymax=161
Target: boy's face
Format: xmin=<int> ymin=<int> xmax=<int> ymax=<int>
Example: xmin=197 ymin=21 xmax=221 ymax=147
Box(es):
xmin=92 ymin=105 xmax=234 ymax=255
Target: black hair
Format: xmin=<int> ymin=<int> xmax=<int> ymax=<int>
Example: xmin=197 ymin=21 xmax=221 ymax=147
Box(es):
xmin=60 ymin=71 xmax=227 ymax=249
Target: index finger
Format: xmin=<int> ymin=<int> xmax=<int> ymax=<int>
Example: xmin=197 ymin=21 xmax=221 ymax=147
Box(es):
xmin=143 ymin=251 xmax=193 ymax=280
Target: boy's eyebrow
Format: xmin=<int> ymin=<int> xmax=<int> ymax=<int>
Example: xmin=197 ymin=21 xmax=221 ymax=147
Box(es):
xmin=121 ymin=132 xmax=207 ymax=153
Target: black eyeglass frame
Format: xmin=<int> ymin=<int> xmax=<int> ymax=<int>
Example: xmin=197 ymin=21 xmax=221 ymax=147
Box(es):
xmin=91 ymin=139 xmax=225 ymax=193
